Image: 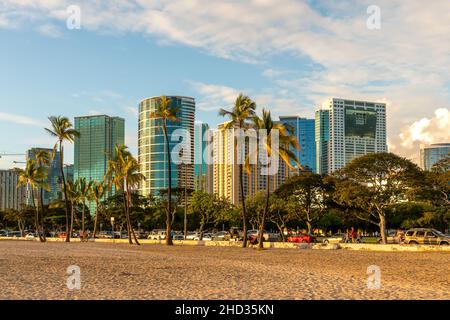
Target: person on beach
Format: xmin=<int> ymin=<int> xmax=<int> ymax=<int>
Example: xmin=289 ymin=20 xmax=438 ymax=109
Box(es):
xmin=350 ymin=227 xmax=357 ymax=243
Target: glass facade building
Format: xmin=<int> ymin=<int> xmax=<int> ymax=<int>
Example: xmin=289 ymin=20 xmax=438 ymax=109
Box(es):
xmin=26 ymin=148 xmax=62 ymax=205
xmin=138 ymin=96 xmax=195 ymax=197
xmin=74 ymin=115 xmax=125 ymax=206
xmin=279 ymin=116 xmax=316 ymax=173
xmin=420 ymin=143 xmax=450 ymax=170
xmin=194 ymin=122 xmax=213 ymax=192
xmin=315 ymin=98 xmax=387 ymax=174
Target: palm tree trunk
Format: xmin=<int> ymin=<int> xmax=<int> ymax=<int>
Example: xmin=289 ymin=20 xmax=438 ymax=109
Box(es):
xmin=258 ymin=175 xmax=271 ymax=249
xmin=93 ymin=202 xmax=99 ymax=239
xmin=39 ymin=188 xmax=47 ymax=242
xmin=163 ymin=124 xmax=173 ymax=246
xmin=70 ymin=203 xmax=74 ymax=239
xmin=238 ymin=163 xmax=248 ymax=248
xmin=127 ymin=186 xmax=140 ymax=245
xmin=122 ymin=191 xmax=133 ymax=245
xmin=30 ymin=187 xmax=44 ymax=242
xmin=59 ymin=141 xmax=71 ymax=243
xmin=81 ymin=202 xmax=85 ymax=242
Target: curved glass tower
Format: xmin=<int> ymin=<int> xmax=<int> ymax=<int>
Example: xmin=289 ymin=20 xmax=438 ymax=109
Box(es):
xmin=138 ymin=96 xmax=195 ymax=197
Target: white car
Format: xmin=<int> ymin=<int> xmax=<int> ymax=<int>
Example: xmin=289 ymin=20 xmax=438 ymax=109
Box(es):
xmin=25 ymin=233 xmax=36 ymax=240
xmin=147 ymin=229 xmax=167 ymax=240
xmin=186 ymin=232 xmax=200 ymax=240
xmin=194 ymin=233 xmax=213 ymax=241
xmin=173 ymin=234 xmax=185 ymax=241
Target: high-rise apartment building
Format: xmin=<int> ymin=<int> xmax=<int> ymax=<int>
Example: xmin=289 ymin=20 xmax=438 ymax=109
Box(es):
xmin=316 ymin=98 xmax=387 ymax=174
xmin=0 ymin=170 xmax=26 ymax=211
xmin=26 ymin=148 xmax=62 ymax=205
xmin=279 ymin=116 xmax=316 ymax=173
xmin=138 ymin=96 xmax=195 ymax=196
xmin=212 ymin=122 xmax=288 ymax=206
xmin=74 ymin=115 xmax=125 ymax=203
xmin=420 ymin=143 xmax=450 ymax=170
xmin=194 ymin=122 xmax=213 ymax=193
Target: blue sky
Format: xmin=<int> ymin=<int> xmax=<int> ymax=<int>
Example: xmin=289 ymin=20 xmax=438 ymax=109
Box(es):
xmin=1 ymin=0 xmax=449 ymax=168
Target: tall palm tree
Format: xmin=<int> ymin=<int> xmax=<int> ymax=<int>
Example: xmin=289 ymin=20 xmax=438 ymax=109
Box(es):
xmin=34 ymin=149 xmax=51 ymax=241
xmin=45 ymin=116 xmax=80 ymax=242
xmin=106 ymin=145 xmax=145 ymax=245
xmin=89 ymin=181 xmax=106 ymax=239
xmin=219 ymin=94 xmax=256 ymax=248
xmin=149 ymin=96 xmax=180 ymax=246
xmin=249 ymin=109 xmax=300 ymax=249
xmin=15 ymin=159 xmax=49 ymax=242
xmin=77 ymin=177 xmax=93 ymax=241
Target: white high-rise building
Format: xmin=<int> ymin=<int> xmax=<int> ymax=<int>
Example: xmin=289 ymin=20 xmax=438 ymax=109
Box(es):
xmin=316 ymin=98 xmax=387 ymax=174
xmin=0 ymin=169 xmax=26 ymax=211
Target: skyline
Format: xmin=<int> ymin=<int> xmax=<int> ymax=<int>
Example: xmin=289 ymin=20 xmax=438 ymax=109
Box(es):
xmin=1 ymin=0 xmax=450 ymax=169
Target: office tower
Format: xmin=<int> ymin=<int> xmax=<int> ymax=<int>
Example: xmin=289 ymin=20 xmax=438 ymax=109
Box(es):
xmin=315 ymin=109 xmax=330 ymax=175
xmin=212 ymin=122 xmax=288 ymax=206
xmin=64 ymin=164 xmax=74 ymax=182
xmin=0 ymin=170 xmax=26 ymax=211
xmin=316 ymin=98 xmax=387 ymax=174
xmin=74 ymin=115 xmax=125 ymax=204
xmin=279 ymin=116 xmax=316 ymax=173
xmin=26 ymin=148 xmax=62 ymax=205
xmin=420 ymin=143 xmax=450 ymax=170
xmin=194 ymin=122 xmax=213 ymax=193
xmin=138 ymin=96 xmax=195 ymax=196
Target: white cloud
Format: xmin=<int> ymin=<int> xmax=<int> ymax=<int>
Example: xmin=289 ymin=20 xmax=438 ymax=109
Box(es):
xmin=37 ymin=23 xmax=63 ymax=37
xmin=0 ymin=112 xmax=45 ymax=126
xmin=1 ymin=0 xmax=450 ymax=160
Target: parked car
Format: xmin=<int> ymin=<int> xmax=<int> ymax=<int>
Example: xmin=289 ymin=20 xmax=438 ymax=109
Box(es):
xmin=403 ymin=228 xmax=450 ymax=246
xmin=321 ymin=233 xmax=346 ymax=244
xmin=173 ymin=234 xmax=185 ymax=241
xmin=377 ymin=230 xmax=404 ymax=244
xmin=97 ymin=231 xmax=113 ymax=239
xmin=186 ymin=232 xmax=200 ymax=240
xmin=212 ymin=231 xmax=231 ymax=241
xmin=25 ymin=233 xmax=36 ymax=240
xmin=0 ymin=229 xmax=8 ymax=237
xmin=194 ymin=233 xmax=214 ymax=241
xmin=7 ymin=231 xmax=21 ymax=238
xmin=148 ymin=229 xmax=167 ymax=240
xmin=287 ymin=233 xmax=316 ymax=243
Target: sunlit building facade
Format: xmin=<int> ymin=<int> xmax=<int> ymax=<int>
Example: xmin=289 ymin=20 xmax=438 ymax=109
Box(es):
xmin=138 ymin=96 xmax=195 ymax=197
xmin=0 ymin=170 xmax=26 ymax=211
xmin=420 ymin=143 xmax=450 ymax=170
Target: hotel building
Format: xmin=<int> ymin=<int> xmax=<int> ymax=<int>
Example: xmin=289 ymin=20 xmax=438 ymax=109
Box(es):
xmin=0 ymin=169 xmax=26 ymax=211
xmin=420 ymin=143 xmax=450 ymax=170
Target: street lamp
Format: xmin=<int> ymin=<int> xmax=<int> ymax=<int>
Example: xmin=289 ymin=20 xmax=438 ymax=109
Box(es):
xmin=110 ymin=217 xmax=115 ymax=243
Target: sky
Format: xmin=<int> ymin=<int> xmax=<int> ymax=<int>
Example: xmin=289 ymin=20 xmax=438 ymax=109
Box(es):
xmin=1 ymin=0 xmax=449 ymax=169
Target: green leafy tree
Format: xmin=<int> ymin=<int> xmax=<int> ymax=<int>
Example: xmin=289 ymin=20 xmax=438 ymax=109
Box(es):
xmin=333 ymin=152 xmax=422 ymax=243
xmin=90 ymin=181 xmax=106 ymax=238
xmin=77 ymin=177 xmax=93 ymax=241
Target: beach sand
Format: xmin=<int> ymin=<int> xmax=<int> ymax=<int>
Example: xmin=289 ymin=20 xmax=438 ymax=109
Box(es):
xmin=0 ymin=241 xmax=448 ymax=300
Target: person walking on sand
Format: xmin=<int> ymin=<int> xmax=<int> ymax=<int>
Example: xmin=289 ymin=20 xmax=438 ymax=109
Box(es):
xmin=350 ymin=227 xmax=357 ymax=243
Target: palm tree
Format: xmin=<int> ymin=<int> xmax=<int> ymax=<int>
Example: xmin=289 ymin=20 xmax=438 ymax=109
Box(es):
xmin=34 ymin=149 xmax=51 ymax=241
xmin=249 ymin=109 xmax=300 ymax=249
xmin=15 ymin=159 xmax=49 ymax=242
xmin=45 ymin=116 xmax=80 ymax=242
xmin=219 ymin=94 xmax=256 ymax=248
xmin=90 ymin=181 xmax=106 ymax=239
xmin=149 ymin=96 xmax=180 ymax=246
xmin=77 ymin=177 xmax=93 ymax=241
xmin=106 ymin=145 xmax=145 ymax=245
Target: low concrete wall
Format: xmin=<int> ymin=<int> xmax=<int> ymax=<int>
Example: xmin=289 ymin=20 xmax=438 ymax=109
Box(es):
xmin=2 ymin=237 xmax=449 ymax=252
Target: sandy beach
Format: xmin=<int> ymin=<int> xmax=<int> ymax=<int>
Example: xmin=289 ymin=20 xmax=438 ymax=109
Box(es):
xmin=0 ymin=241 xmax=448 ymax=300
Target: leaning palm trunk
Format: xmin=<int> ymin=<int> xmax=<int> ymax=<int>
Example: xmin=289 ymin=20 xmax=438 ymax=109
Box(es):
xmin=122 ymin=192 xmax=133 ymax=245
xmin=58 ymin=141 xmax=71 ymax=242
xmin=69 ymin=204 xmax=74 ymax=240
xmin=30 ymin=187 xmax=44 ymax=242
xmin=127 ymin=186 xmax=140 ymax=245
xmin=258 ymin=175 xmax=271 ymax=249
xmin=238 ymin=163 xmax=248 ymax=248
xmin=39 ymin=187 xmax=47 ymax=242
xmin=163 ymin=125 xmax=173 ymax=246
xmin=92 ymin=202 xmax=99 ymax=239
xmin=81 ymin=202 xmax=86 ymax=242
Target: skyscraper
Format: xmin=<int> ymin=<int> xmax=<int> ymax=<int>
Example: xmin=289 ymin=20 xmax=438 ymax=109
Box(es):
xmin=316 ymin=98 xmax=387 ymax=174
xmin=279 ymin=116 xmax=316 ymax=173
xmin=212 ymin=122 xmax=288 ymax=206
xmin=26 ymin=147 xmax=61 ymax=205
xmin=138 ymin=96 xmax=195 ymax=196
xmin=420 ymin=143 xmax=450 ymax=170
xmin=194 ymin=122 xmax=213 ymax=193
xmin=0 ymin=170 xmax=26 ymax=211
xmin=74 ymin=115 xmax=125 ymax=202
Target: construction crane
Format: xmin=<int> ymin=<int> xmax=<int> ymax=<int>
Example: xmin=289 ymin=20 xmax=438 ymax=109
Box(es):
xmin=0 ymin=153 xmax=25 ymax=159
